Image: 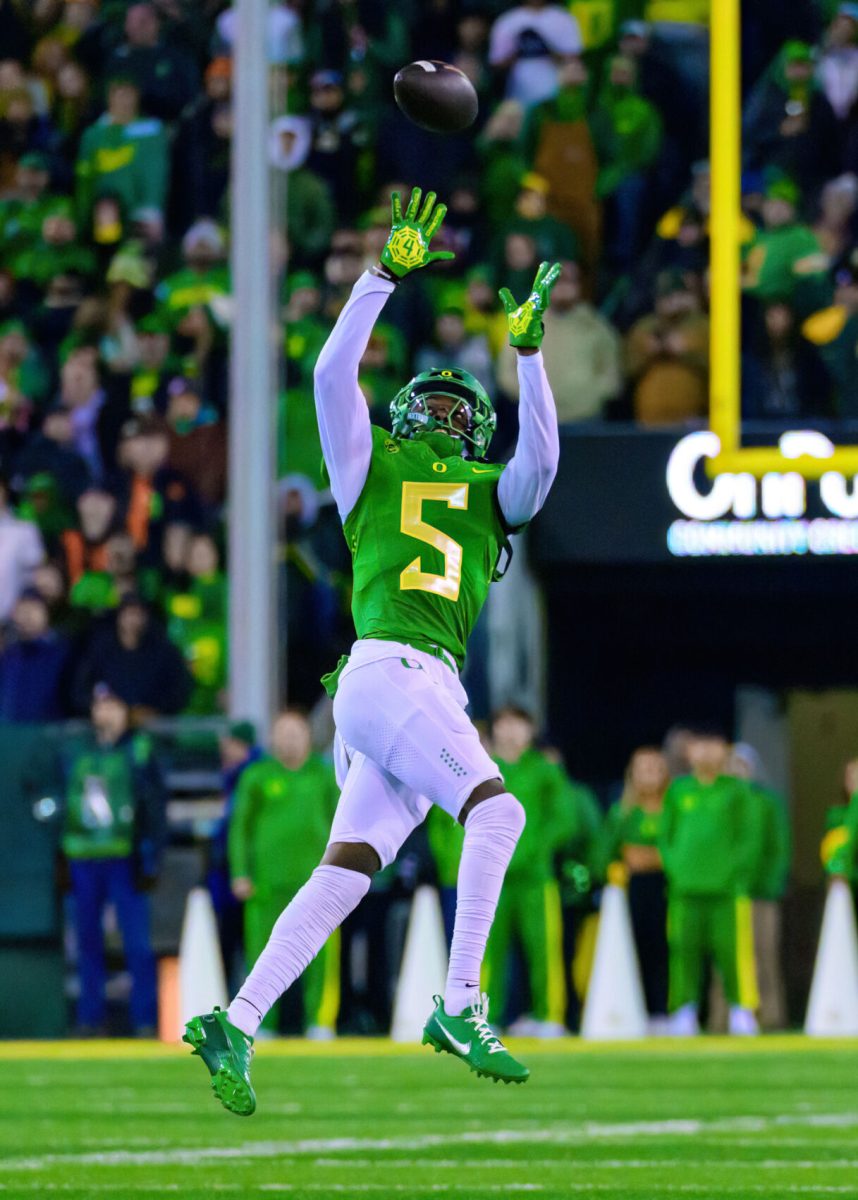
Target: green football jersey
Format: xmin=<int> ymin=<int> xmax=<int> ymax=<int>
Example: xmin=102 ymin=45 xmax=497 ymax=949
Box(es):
xmin=342 ymin=426 xmax=509 ymax=667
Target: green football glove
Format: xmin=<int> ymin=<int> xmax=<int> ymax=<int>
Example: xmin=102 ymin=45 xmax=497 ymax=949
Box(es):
xmin=379 ymin=187 xmax=455 ymax=279
xmin=499 ymin=261 xmax=561 ymax=349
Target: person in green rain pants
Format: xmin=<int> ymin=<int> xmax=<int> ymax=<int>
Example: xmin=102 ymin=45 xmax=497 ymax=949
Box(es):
xmin=482 ymin=706 xmax=599 ymax=1036
xmin=660 ymin=728 xmax=764 ymax=1037
xmin=229 ymin=710 xmax=340 ymax=1037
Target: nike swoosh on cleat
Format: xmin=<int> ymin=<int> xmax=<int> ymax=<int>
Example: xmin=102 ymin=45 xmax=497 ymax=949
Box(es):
xmin=440 ymin=1027 xmax=472 ymax=1055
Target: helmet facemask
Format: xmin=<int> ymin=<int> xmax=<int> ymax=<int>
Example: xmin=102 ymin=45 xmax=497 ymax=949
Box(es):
xmin=390 ymin=369 xmax=497 ymax=459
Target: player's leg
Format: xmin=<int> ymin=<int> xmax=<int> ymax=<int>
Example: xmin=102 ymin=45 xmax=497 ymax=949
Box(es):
xmin=333 ymin=654 xmax=528 ymax=1081
xmin=69 ymin=859 xmax=109 ymax=1032
xmin=242 ymin=894 xmax=283 ymax=1034
xmin=302 ymin=930 xmax=341 ymax=1038
xmin=711 ymin=894 xmax=759 ymax=1036
xmin=224 ymin=748 xmax=419 ymax=1040
xmin=108 ymin=857 xmax=158 ymax=1034
xmin=185 ymin=750 xmax=423 ymax=1114
xmin=667 ymin=894 xmax=704 ymax=1034
xmin=422 ymin=777 xmax=529 ymax=1082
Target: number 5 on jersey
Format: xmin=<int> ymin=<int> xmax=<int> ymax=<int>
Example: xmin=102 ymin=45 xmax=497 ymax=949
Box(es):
xmin=400 ymin=481 xmax=469 ymax=602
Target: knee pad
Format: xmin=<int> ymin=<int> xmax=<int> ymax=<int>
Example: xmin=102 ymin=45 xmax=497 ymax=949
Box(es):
xmin=466 ymin=791 xmax=526 ymax=840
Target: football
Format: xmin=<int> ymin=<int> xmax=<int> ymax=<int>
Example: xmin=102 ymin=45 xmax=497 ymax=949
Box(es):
xmin=393 ymin=60 xmax=478 ymax=134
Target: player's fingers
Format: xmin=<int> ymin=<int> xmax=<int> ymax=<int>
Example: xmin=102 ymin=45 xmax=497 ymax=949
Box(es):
xmin=424 ymin=201 xmax=447 ymax=239
xmin=391 ymin=191 xmax=402 ymax=224
xmin=405 ymin=186 xmax=422 ymax=221
xmin=427 ymin=250 xmax=456 ymax=263
xmin=532 ymin=260 xmax=550 ymax=290
xmin=498 ymin=287 xmax=516 ymax=314
xmin=418 ymin=190 xmax=437 ymax=227
xmin=542 ymin=262 xmax=562 ymax=293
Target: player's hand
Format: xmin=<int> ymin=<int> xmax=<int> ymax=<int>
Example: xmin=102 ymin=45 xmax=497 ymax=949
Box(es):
xmin=231 ymin=876 xmax=255 ymax=901
xmin=499 ymin=261 xmax=561 ymax=350
xmin=379 ymin=187 xmax=455 ymax=279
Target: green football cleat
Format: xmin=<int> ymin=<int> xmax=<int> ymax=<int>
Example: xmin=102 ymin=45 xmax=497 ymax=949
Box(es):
xmin=183 ymin=1007 xmax=257 ymax=1116
xmin=422 ymin=993 xmax=530 ymax=1084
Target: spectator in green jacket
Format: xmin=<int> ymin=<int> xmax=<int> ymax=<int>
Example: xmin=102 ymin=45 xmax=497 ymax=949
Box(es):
xmin=728 ymin=743 xmax=791 ymax=1030
xmin=7 ymin=199 xmax=97 ymax=294
xmin=660 ymin=727 xmax=764 ymax=1036
xmin=62 ymin=682 xmax=167 ymax=1034
xmin=491 ymin=173 xmax=579 ymax=290
xmin=269 ymin=115 xmax=336 ymax=268
xmin=742 ymin=173 xmax=828 ymax=309
xmin=229 ymin=709 xmax=340 ymax=1036
xmin=0 ymin=152 xmax=57 ymax=255
xmin=476 ymin=100 xmax=529 ymax=237
xmin=76 ymin=75 xmax=169 ymax=245
xmin=165 ymin=532 xmax=227 ymax=716
xmin=824 ymin=757 xmax=858 ymax=884
xmin=591 ymin=54 xmax=663 ymax=269
xmin=483 ymin=705 xmax=598 ymax=1037
xmin=155 ymin=219 xmax=230 ymax=330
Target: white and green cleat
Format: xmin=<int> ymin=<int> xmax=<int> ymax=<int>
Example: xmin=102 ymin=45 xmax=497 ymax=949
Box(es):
xmin=422 ymin=993 xmax=529 ymax=1084
xmin=183 ymin=1007 xmax=256 ymax=1116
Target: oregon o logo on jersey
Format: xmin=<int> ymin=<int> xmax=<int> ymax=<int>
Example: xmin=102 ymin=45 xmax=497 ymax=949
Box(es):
xmin=386 ymin=227 xmax=427 ymax=270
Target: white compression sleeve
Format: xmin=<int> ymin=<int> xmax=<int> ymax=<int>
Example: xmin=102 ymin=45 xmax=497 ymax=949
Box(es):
xmin=444 ymin=793 xmax=526 ymax=1017
xmin=228 ymin=865 xmax=370 ymax=1037
xmin=496 ymin=351 xmax=560 ymax=529
xmin=314 ymin=271 xmax=396 ymax=521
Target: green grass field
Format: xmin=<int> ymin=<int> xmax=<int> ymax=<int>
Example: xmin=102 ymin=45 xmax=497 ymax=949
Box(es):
xmin=1 ymin=1037 xmax=857 ymax=1199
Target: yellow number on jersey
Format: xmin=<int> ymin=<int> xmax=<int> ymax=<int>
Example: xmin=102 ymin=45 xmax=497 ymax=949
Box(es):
xmin=399 ymin=481 xmax=469 ymax=602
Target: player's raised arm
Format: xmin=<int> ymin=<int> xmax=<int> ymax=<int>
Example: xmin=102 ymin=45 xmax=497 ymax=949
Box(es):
xmin=314 ymin=186 xmax=454 ymax=521
xmin=496 ymin=262 xmax=562 ymax=529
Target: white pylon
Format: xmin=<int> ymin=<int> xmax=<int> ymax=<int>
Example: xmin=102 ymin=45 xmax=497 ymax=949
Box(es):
xmin=805 ymin=878 xmax=858 ymax=1036
xmin=581 ymin=884 xmax=648 ymax=1040
xmin=177 ymin=886 xmax=229 ymax=1035
xmin=390 ymin=885 xmax=448 ymax=1042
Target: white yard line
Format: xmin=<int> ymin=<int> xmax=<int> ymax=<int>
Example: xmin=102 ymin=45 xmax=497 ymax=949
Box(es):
xmin=3 ymin=1111 xmax=858 ymax=1173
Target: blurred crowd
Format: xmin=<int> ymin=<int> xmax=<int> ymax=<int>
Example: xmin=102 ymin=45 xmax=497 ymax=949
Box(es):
xmin=2 ymin=2 xmax=858 ymax=722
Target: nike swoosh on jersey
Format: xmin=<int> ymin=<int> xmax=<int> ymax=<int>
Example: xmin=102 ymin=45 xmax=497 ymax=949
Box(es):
xmin=471 ymin=467 xmax=495 ymax=474
xmin=439 ymin=1025 xmax=472 ymax=1055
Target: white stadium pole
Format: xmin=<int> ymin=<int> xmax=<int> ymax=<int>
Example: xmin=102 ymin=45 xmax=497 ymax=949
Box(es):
xmin=229 ymin=0 xmax=278 ymax=735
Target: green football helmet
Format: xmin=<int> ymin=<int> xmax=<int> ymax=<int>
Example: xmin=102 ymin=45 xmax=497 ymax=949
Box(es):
xmin=389 ymin=366 xmax=497 ymax=459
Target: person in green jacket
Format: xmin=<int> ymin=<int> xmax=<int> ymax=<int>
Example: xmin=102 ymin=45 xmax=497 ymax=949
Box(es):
xmin=659 ymin=727 xmax=763 ymax=1036
xmin=229 ymin=709 xmax=340 ymax=1037
xmin=482 ymin=706 xmax=596 ymax=1036
xmin=742 ymin=173 xmax=828 ymax=311
xmin=6 ymin=199 xmax=97 ymax=290
xmin=600 ymin=746 xmax=670 ymax=1023
xmin=62 ymin=683 xmax=167 ymax=1035
xmin=728 ymin=744 xmax=791 ymax=1030
xmin=591 ymin=54 xmax=663 ymax=269
xmin=164 ymin=533 xmax=228 ymax=716
xmin=76 ymin=76 xmax=169 ymax=243
xmin=823 ymin=758 xmax=858 ymax=884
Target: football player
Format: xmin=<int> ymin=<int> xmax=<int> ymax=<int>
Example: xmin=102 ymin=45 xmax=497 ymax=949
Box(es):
xmin=185 ymin=187 xmax=561 ymax=1114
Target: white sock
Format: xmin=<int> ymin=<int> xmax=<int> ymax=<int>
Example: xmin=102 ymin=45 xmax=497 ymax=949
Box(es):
xmin=444 ymin=792 xmax=525 ymax=1017
xmin=227 ymin=864 xmax=370 ymax=1037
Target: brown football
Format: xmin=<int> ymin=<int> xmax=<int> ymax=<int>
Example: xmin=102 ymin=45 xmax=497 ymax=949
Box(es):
xmin=393 ymin=60 xmax=478 ymax=134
